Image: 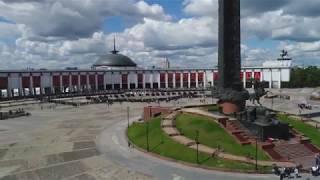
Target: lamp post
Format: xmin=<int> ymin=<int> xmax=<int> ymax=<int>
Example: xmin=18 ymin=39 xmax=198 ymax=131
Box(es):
xmin=195 ymin=130 xmax=199 ymax=164
xmin=146 ymin=120 xmax=149 ymax=152
xmin=146 ymin=106 xmax=151 ymax=152
xmin=255 ymin=136 xmax=258 ymax=171
xmin=127 ymin=106 xmax=130 ymax=129
xmin=211 ymin=85 xmax=214 ymax=105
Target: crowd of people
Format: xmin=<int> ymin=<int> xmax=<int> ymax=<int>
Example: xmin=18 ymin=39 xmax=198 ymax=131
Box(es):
xmin=272 ymin=154 xmax=320 ymax=179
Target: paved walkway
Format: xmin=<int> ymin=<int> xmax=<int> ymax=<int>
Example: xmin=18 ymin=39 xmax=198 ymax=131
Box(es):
xmin=161 ymin=108 xmax=295 ymax=167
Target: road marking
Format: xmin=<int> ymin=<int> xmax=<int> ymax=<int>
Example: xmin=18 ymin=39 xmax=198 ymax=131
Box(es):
xmin=172 ymin=174 xmax=185 ymax=180
xmin=112 ymin=135 xmax=119 ymax=145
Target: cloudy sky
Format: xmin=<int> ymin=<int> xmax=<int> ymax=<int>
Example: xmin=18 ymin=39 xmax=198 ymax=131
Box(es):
xmin=0 ymin=0 xmax=319 ymax=69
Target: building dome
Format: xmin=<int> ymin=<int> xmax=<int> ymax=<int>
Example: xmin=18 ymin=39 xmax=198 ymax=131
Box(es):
xmin=92 ymin=37 xmax=137 ymax=69
xmin=93 ymin=53 xmax=137 ymax=67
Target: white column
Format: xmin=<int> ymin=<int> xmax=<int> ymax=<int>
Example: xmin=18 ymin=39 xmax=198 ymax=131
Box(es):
xmin=7 ymin=75 xmax=12 ymax=97
xmin=212 ymin=71 xmax=215 ymax=87
xmin=269 ymin=69 xmax=272 ymax=89
xmin=51 ymin=75 xmax=55 ymax=94
xmin=19 ymin=76 xmax=23 ymax=96
xmin=69 ymin=74 xmax=72 ymax=92
xmin=157 ymin=73 xmax=160 ymax=89
xmin=103 ymin=73 xmax=107 ymax=90
xmin=120 ymin=74 xmax=123 ymax=89
xmin=188 ymin=72 xmax=191 ymax=88
xmin=173 ymin=73 xmax=176 ymax=89
xmin=127 ymin=73 xmax=131 ymax=90
xmin=195 ymin=72 xmax=199 ymax=88
xmin=95 ymin=74 xmax=98 ymax=91
xmin=143 ymin=74 xmax=146 ymax=89
xmin=278 ymin=69 xmax=281 ymax=89
xmin=150 ymin=73 xmax=153 ymax=89
xmin=180 ymin=73 xmax=183 ymax=88
xmin=6 ymin=74 xmax=12 ymax=97
xmin=111 ymin=73 xmax=115 ymax=90
xmin=203 ymin=71 xmax=207 ymax=88
xmin=77 ymin=74 xmax=81 ymax=92
xmin=165 ymin=73 xmax=168 ymax=89
xmin=135 ymin=73 xmax=138 ymax=89
xmin=251 ymin=71 xmax=254 ymax=89
xmin=86 ymin=74 xmax=90 ymax=91
xmin=243 ymin=70 xmax=246 ymax=88
xmin=59 ymin=75 xmax=63 ymax=93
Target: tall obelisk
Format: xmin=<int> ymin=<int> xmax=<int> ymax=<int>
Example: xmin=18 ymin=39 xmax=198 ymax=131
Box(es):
xmin=217 ymin=0 xmax=249 ymax=114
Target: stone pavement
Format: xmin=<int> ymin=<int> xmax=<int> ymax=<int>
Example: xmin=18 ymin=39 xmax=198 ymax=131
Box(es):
xmin=161 ymin=108 xmax=295 ymax=168
xmin=0 ymin=102 xmax=152 ymax=180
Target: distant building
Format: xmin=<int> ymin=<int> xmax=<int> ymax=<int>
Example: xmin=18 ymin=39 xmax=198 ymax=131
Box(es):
xmin=0 ymin=43 xmax=292 ymax=98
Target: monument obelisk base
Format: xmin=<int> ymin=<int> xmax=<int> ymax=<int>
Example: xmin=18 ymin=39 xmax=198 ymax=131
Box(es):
xmin=215 ymin=84 xmax=249 ymax=115
xmin=219 ymin=102 xmax=240 ymax=114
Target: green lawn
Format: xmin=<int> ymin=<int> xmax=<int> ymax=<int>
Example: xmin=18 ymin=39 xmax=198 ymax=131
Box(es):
xmin=204 ymin=105 xmax=219 ymax=112
xmin=277 ymin=114 xmax=320 ymax=147
xmin=128 ymin=117 xmax=270 ymax=172
xmin=175 ymin=113 xmax=270 ymax=161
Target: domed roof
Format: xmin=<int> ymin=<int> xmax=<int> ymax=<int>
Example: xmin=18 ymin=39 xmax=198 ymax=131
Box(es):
xmin=93 ymin=37 xmax=137 ymax=67
xmin=93 ymin=53 xmax=137 ymax=67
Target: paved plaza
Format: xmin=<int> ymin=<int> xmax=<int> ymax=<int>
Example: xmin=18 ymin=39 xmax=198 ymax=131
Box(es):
xmin=0 ymin=97 xmax=317 ymax=179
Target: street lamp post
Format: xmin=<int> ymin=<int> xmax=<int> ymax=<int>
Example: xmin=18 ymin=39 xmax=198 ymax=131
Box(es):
xmin=127 ymin=106 xmax=130 ymax=129
xmin=255 ymin=136 xmax=258 ymax=171
xmin=195 ymin=130 xmax=199 ymax=164
xmin=211 ymin=85 xmax=214 ymax=105
xmin=146 ymin=120 xmax=149 ymax=152
xmin=146 ymin=106 xmax=151 ymax=152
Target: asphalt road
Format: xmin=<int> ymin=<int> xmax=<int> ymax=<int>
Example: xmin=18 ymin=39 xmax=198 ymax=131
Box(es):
xmin=96 ymin=116 xmax=304 ymax=180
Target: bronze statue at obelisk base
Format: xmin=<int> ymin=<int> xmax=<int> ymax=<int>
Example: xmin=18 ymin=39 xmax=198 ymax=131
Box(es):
xmin=215 ymin=0 xmax=249 ymax=114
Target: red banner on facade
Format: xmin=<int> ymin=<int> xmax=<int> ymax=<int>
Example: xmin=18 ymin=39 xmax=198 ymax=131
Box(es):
xmin=121 ymin=74 xmax=128 ymax=84
xmin=138 ymin=74 xmax=143 ymax=83
xmin=160 ymin=73 xmax=165 ymax=82
xmin=254 ymin=72 xmax=261 ymax=80
xmin=98 ymin=75 xmax=104 ymax=85
xmin=175 ymin=73 xmax=181 ymax=81
xmin=53 ymin=76 xmax=60 ymax=87
xmin=183 ymin=73 xmax=188 ymax=82
xmin=213 ymin=72 xmax=219 ymax=81
xmin=62 ymin=76 xmax=69 ymax=86
xmin=33 ymin=76 xmax=41 ymax=87
xmin=72 ymin=75 xmax=78 ymax=85
xmin=80 ymin=75 xmax=87 ymax=85
xmin=89 ymin=75 xmax=96 ymax=85
xmin=190 ymin=73 xmax=196 ymax=81
xmin=246 ymin=72 xmax=252 ymax=80
xmin=198 ymin=72 xmax=204 ymax=82
xmin=168 ymin=73 xmax=173 ymax=82
xmin=0 ymin=77 xmax=8 ymax=89
xmin=22 ymin=77 xmax=30 ymax=88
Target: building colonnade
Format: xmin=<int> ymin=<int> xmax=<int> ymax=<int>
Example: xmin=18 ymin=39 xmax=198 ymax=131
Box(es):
xmin=0 ymin=67 xmax=289 ymax=98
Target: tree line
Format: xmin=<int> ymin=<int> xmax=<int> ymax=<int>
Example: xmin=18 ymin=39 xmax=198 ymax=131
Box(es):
xmin=282 ymin=66 xmax=320 ymax=88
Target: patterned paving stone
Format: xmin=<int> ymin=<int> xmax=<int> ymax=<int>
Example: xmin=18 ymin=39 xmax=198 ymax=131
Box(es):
xmin=71 ymin=173 xmax=96 ymax=180
xmin=1 ymin=161 xmax=89 ymax=180
xmin=73 ymin=141 xmax=96 ymax=150
xmin=0 ymin=149 xmax=8 ymax=160
xmin=46 ymin=148 xmax=99 ymax=165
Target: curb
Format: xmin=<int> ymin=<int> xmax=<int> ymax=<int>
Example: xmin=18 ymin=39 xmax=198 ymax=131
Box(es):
xmin=126 ymin=125 xmax=272 ymax=174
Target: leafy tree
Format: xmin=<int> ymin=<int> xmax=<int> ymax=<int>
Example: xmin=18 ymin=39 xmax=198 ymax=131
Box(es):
xmin=286 ymin=66 xmax=320 ymax=88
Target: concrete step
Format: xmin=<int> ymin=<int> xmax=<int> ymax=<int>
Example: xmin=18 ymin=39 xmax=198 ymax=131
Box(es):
xmin=274 ymin=143 xmax=314 ymax=160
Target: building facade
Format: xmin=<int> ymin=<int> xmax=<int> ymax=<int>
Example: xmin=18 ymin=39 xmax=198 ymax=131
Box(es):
xmin=0 ymin=66 xmax=291 ymax=98
xmin=0 ymin=46 xmax=292 ymax=98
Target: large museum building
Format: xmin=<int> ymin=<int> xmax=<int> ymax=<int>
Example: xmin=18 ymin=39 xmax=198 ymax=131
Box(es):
xmin=0 ymin=46 xmax=292 ymax=98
